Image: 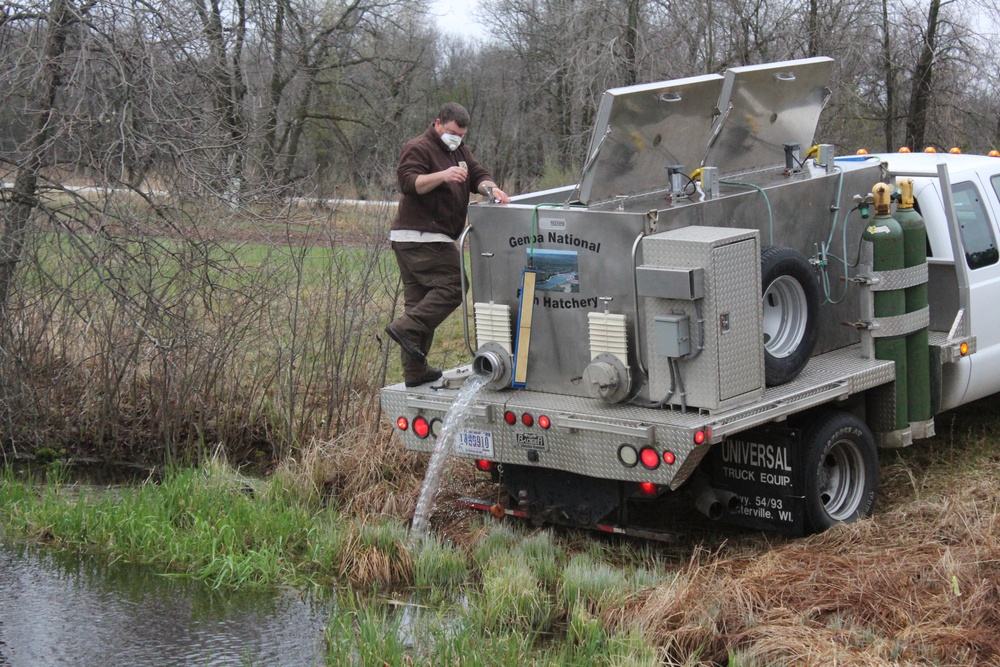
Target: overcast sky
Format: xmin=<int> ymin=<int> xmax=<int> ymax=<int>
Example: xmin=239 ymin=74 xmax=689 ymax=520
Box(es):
xmin=429 ymin=0 xmax=487 ymax=41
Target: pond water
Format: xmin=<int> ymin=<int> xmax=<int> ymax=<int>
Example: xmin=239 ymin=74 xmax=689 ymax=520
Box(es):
xmin=0 ymin=542 xmax=329 ymax=666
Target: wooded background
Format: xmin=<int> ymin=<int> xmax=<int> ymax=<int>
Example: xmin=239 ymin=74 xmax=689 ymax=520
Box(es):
xmin=1 ymin=0 xmax=999 ymax=459
xmin=3 ymin=0 xmax=998 ymax=201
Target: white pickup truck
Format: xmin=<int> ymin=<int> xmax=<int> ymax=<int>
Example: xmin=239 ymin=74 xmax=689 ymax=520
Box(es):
xmin=381 ymin=57 xmax=998 ymax=537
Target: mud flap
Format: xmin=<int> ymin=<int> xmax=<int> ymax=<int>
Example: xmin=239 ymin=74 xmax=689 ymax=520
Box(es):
xmin=502 ymin=465 xmax=620 ymax=529
xmin=708 ymin=426 xmax=805 ymax=535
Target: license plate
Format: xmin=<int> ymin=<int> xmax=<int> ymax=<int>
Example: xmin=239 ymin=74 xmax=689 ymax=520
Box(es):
xmin=456 ymin=429 xmax=494 ymax=457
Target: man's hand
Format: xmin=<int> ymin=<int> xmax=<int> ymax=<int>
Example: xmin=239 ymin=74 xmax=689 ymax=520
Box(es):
xmin=441 ymin=165 xmax=469 ymax=183
xmin=480 ymin=182 xmax=511 ymax=204
xmin=414 ymin=166 xmax=467 ymax=194
xmin=491 ymin=187 xmax=511 ymax=204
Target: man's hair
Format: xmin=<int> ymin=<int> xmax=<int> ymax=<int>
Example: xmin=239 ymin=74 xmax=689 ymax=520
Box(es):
xmin=437 ymin=102 xmax=470 ymax=128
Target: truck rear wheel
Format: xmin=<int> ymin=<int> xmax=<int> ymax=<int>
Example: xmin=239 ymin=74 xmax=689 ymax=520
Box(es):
xmin=802 ymin=411 xmax=878 ymax=533
xmin=761 ymin=245 xmax=820 ymax=386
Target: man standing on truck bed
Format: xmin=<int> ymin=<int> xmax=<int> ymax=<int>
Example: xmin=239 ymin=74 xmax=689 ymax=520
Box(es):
xmin=385 ymin=102 xmax=511 ymax=387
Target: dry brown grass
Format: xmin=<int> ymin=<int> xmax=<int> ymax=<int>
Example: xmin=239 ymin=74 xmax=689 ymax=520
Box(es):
xmin=287 ymin=390 xmax=1000 ymax=665
xmin=275 ymin=423 xmax=426 ymax=519
xmin=602 ymin=433 xmax=1000 ymax=666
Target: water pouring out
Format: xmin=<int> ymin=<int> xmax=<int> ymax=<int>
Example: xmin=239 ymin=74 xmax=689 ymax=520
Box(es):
xmin=410 ymin=373 xmax=489 ymax=539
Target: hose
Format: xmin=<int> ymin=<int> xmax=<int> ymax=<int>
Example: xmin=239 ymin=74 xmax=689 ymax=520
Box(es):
xmin=720 ymin=180 xmax=775 ymax=244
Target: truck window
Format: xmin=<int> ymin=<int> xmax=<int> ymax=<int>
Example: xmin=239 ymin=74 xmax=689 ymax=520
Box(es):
xmin=952 ymin=181 xmax=998 ymax=270
xmin=911 ymin=196 xmax=934 ymax=257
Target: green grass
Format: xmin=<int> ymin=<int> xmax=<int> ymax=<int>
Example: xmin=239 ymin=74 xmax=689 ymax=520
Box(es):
xmin=0 ymin=462 xmax=664 ymax=664
xmin=412 ymin=533 xmax=468 ymax=591
xmin=7 ymin=413 xmax=1000 ymax=666
xmin=2 ymin=462 xmax=336 ymax=588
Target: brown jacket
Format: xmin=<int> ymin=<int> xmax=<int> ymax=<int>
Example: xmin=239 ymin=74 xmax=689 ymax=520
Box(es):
xmin=392 ymin=125 xmax=493 ymax=240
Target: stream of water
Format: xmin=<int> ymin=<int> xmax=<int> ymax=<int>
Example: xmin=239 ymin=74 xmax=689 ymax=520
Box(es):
xmin=0 ymin=542 xmax=328 ymax=666
xmin=410 ymin=373 xmax=488 ymax=538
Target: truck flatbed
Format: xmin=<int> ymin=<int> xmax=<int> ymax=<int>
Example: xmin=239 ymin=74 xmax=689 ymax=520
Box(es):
xmin=381 ymin=344 xmax=895 ymax=490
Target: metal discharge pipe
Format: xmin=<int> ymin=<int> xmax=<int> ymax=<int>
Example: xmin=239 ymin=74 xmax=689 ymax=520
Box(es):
xmin=473 ymin=350 xmax=503 ymax=381
xmin=472 ymin=343 xmax=513 ymax=390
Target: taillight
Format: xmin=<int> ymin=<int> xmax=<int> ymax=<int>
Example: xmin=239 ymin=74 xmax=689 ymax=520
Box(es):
xmin=504 ymin=411 xmax=517 ymax=425
xmin=413 ymin=417 xmax=431 ymax=439
xmin=639 ymin=447 xmax=660 ymax=470
xmin=694 ymin=429 xmax=707 ymax=445
xmin=662 ymin=451 xmax=676 ymax=465
xmin=638 ymin=481 xmax=658 ymax=496
xmin=521 ymin=413 xmax=534 ymax=427
xmin=618 ymin=444 xmax=638 ymax=467
xmin=475 ymin=459 xmax=494 ymax=472
xmin=396 ymin=417 xmax=409 ymax=431
xmin=538 ymin=415 xmax=551 ymax=429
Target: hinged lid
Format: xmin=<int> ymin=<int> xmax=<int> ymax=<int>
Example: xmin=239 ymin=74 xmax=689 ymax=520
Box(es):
xmin=577 ymin=74 xmax=723 ymax=205
xmin=575 ymin=57 xmax=833 ymax=205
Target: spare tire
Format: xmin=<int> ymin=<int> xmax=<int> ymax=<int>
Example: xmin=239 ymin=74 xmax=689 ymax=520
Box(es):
xmin=760 ymin=245 xmax=820 ymax=386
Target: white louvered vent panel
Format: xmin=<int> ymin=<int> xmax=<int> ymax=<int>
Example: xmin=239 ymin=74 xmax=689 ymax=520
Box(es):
xmin=474 ymin=303 xmax=512 ymax=353
xmin=588 ymin=312 xmax=628 ymax=364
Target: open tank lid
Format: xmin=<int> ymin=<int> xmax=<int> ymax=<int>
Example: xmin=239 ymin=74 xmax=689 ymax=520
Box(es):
xmin=704 ymin=57 xmax=833 ymax=174
xmin=575 ymin=57 xmax=833 ymax=205
xmin=577 ymin=73 xmax=724 ymax=205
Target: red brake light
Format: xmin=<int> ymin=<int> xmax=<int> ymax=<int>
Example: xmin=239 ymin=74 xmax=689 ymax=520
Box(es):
xmin=396 ymin=417 xmax=409 ymax=431
xmin=504 ymin=411 xmax=517 ymax=425
xmin=475 ymin=459 xmax=494 ymax=472
xmin=538 ymin=415 xmax=551 ymax=429
xmin=662 ymin=451 xmax=675 ymax=465
xmin=694 ymin=430 xmax=707 ymax=445
xmin=639 ymin=447 xmax=660 ymax=470
xmin=521 ymin=413 xmax=534 ymax=427
xmin=638 ymin=481 xmax=657 ymax=496
xmin=413 ymin=417 xmax=430 ymax=438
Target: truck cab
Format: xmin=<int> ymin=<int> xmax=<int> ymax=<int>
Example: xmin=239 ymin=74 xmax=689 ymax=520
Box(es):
xmin=879 ymin=153 xmax=1000 ymax=409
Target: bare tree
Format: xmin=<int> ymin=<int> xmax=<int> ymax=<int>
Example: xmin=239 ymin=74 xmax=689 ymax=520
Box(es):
xmin=0 ymin=0 xmax=423 ymax=462
xmin=905 ymin=0 xmax=947 ymax=150
xmin=0 ymin=0 xmax=80 ymax=328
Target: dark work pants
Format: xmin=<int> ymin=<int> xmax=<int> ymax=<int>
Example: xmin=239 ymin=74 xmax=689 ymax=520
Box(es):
xmin=389 ymin=241 xmax=466 ymax=381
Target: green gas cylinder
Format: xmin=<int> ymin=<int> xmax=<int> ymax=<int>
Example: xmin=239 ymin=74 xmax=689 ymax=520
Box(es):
xmin=865 ymin=183 xmax=908 ymax=430
xmin=893 ymin=178 xmax=932 ymax=427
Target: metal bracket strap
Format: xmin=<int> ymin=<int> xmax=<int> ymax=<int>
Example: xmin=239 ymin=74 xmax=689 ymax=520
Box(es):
xmin=867 ymin=263 xmax=928 ymax=291
xmin=869 ymin=306 xmax=930 ymax=338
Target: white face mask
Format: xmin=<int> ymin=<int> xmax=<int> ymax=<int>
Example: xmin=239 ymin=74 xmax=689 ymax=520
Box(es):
xmin=441 ymin=133 xmax=462 ymax=151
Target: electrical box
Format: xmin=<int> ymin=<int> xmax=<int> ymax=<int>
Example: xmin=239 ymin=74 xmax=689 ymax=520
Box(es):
xmin=653 ymin=315 xmax=691 ymax=358
xmin=642 ymin=227 xmax=764 ymax=412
